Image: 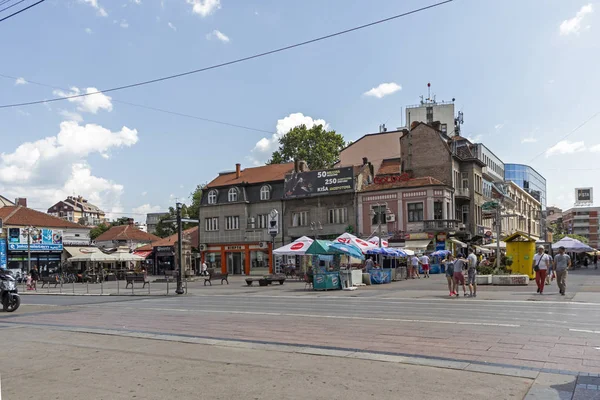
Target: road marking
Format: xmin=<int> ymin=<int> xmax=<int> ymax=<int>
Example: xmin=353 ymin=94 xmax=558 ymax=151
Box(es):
xmin=570 ymin=328 xmax=600 ymax=334
xmin=130 ymin=307 xmax=521 ymax=327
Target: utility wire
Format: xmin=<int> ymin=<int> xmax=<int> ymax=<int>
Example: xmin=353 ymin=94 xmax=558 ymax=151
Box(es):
xmin=0 ymin=0 xmax=453 ymax=109
xmin=0 ymin=0 xmax=26 ymax=14
xmin=0 ymin=73 xmax=275 ymax=134
xmin=0 ymin=0 xmax=45 ymax=23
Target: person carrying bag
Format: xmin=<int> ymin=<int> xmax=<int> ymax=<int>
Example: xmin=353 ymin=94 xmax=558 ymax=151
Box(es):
xmin=532 ymin=246 xmax=550 ymax=294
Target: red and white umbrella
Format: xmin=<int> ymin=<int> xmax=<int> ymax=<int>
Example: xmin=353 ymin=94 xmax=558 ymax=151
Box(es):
xmin=368 ymin=236 xmax=389 ymax=247
xmin=272 ymin=236 xmax=314 ymax=255
xmin=335 ymin=232 xmax=378 ymax=254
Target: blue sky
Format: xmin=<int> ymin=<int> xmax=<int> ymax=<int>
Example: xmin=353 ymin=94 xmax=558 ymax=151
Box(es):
xmin=0 ymin=0 xmax=598 ymax=220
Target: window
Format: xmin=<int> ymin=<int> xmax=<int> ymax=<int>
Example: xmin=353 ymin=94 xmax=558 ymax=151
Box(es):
xmin=328 ymin=208 xmax=348 ymax=224
xmin=441 ymin=123 xmax=447 ymax=134
xmin=225 ymin=216 xmax=239 ymax=230
xmin=461 ymin=172 xmax=469 ymax=189
xmin=461 ymin=205 xmax=469 ymax=224
xmin=426 ymin=106 xmax=433 ymax=124
xmin=434 ymin=201 xmax=443 ymax=220
xmin=208 ymin=190 xmax=218 ymax=204
xmin=257 ymin=214 xmax=268 ymax=229
xmin=205 ymin=217 xmax=219 ymax=231
xmin=228 ymin=188 xmax=238 ymax=202
xmin=292 ymin=211 xmax=309 ymax=227
xmin=407 ymin=203 xmax=424 ymax=222
xmin=260 ymin=185 xmax=271 ymax=201
xmin=371 ymin=205 xmax=386 ymax=225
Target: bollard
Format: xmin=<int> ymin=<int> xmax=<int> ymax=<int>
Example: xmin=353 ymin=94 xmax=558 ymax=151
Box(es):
xmin=166 ymin=279 xmax=169 ymax=295
xmin=60 ymin=280 xmax=63 ymax=294
xmin=148 ymin=280 xmax=150 ymax=295
xmin=117 ymin=279 xmax=120 ymax=295
xmin=72 ymin=281 xmax=75 ymax=294
xmin=86 ymin=281 xmax=89 ymax=294
xmin=131 ymin=280 xmax=134 ymax=295
xmin=101 ymin=279 xmax=103 ymax=295
xmin=185 ymin=278 xmax=188 ymax=295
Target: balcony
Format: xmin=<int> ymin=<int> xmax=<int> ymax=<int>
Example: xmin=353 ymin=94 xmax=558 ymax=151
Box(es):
xmin=574 ymin=214 xmax=590 ymax=219
xmin=424 ymin=220 xmax=463 ymax=232
xmin=455 ymin=188 xmax=470 ymax=199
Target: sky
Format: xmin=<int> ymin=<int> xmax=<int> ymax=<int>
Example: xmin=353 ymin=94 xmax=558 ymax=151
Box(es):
xmin=0 ymin=0 xmax=598 ymax=221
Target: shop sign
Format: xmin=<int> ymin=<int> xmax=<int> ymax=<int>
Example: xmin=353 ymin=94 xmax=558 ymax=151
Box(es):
xmin=7 ymin=228 xmax=63 ymax=252
xmin=373 ymin=173 xmax=410 ymax=185
xmin=155 ymin=246 xmax=173 ymax=253
xmin=0 ymin=238 xmax=6 ymax=269
xmin=436 ymin=233 xmax=447 ymax=242
xmin=225 ymin=245 xmax=244 ymax=251
xmin=484 ymin=230 xmax=493 ymax=238
xmin=404 ymin=233 xmax=434 ymax=240
xmin=284 ymin=167 xmax=354 ymax=198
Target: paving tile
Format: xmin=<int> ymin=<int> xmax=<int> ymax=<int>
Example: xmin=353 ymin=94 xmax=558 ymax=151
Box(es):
xmin=578 ymin=376 xmax=600 ymax=386
xmin=572 ymin=387 xmax=600 ymax=399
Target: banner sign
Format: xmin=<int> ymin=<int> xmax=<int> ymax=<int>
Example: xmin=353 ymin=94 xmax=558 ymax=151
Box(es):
xmin=0 ymin=239 xmax=7 ymax=268
xmin=284 ymin=167 xmax=354 ymax=198
xmin=575 ymin=187 xmax=593 ymax=204
xmin=7 ymin=228 xmax=63 ymax=252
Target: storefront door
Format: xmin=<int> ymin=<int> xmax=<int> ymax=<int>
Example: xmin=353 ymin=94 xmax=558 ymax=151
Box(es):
xmin=227 ymin=252 xmax=244 ymax=275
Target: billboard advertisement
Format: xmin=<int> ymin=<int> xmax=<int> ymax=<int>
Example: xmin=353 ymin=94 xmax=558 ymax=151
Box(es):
xmin=7 ymin=228 xmax=63 ymax=252
xmin=575 ymin=187 xmax=593 ymax=204
xmin=0 ymin=238 xmax=6 ymax=269
xmin=284 ymin=167 xmax=354 ymax=199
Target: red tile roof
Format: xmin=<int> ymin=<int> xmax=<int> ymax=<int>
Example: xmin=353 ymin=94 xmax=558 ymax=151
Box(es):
xmin=361 ymin=176 xmax=446 ymax=192
xmin=377 ymin=159 xmax=401 ymax=175
xmin=207 ymin=163 xmax=295 ymax=188
xmin=0 ymin=206 xmax=89 ymax=229
xmin=135 ymin=226 xmax=199 ymax=251
xmin=95 ymin=224 xmax=161 ymax=242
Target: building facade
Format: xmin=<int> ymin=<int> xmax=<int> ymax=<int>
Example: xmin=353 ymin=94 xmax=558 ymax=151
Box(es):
xmin=199 ymin=162 xmax=295 ymax=276
xmin=504 ymin=164 xmax=547 ymax=209
xmin=337 ymin=129 xmax=406 ymax=174
xmin=146 ymin=212 xmax=169 ymax=234
xmin=94 ymin=223 xmax=161 ymax=250
xmin=500 ymin=181 xmax=543 ymax=240
xmin=561 ymin=207 xmax=600 ymax=249
xmin=405 ymin=101 xmax=456 ymax=136
xmin=47 ymin=196 xmax=107 ymax=226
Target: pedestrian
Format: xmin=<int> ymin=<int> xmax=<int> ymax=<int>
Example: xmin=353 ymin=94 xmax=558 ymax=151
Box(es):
xmin=467 ymin=248 xmax=478 ymax=298
xmin=453 ymin=255 xmax=467 ymax=297
xmin=553 ymin=246 xmax=571 ymax=296
xmin=545 ymin=251 xmax=554 ymax=286
xmin=443 ymin=254 xmax=455 ymax=296
xmin=364 ymin=256 xmax=375 ymax=271
xmin=410 ymin=255 xmax=421 ymax=279
xmin=594 ymin=253 xmax=598 ymax=270
xmin=26 ymin=271 xmax=32 ymax=291
xmin=30 ymin=265 xmax=39 ymax=291
xmin=532 ymin=245 xmax=551 ymax=294
xmin=420 ymin=253 xmax=431 ymax=278
xmin=201 ymin=260 xmax=208 ymax=276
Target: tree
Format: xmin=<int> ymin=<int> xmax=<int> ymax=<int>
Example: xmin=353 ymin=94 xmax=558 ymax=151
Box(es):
xmin=268 ymin=124 xmax=346 ymax=170
xmin=90 ymin=224 xmax=110 ymax=240
xmin=553 ymin=233 xmax=589 ymax=244
xmin=154 ymin=207 xmax=177 ymax=238
xmin=186 ymin=184 xmax=205 ymax=222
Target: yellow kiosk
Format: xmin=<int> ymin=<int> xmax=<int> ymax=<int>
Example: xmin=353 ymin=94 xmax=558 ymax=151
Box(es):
xmin=504 ymin=231 xmax=536 ymax=279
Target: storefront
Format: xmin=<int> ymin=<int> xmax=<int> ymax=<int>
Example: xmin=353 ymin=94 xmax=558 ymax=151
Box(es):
xmin=6 ymin=227 xmax=64 ymax=276
xmin=202 ymin=242 xmax=272 ymax=276
xmin=154 ymin=246 xmax=174 ymax=275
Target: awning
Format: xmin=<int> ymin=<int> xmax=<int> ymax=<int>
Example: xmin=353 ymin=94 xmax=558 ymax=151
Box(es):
xmin=403 ymin=239 xmax=432 ymax=250
xmin=474 ymin=245 xmax=492 ymax=254
xmin=449 ymin=238 xmax=467 ymax=248
xmin=133 ymin=250 xmax=153 ymax=259
xmin=65 ymin=247 xmax=98 ymax=258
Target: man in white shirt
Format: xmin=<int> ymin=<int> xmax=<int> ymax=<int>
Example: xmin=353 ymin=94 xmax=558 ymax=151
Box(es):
xmin=532 ymin=245 xmax=551 ymax=294
xmin=419 ymin=254 xmax=431 ymax=278
xmin=410 ymin=255 xmax=420 ymax=279
xmin=466 ymin=248 xmax=478 ymax=298
xmin=201 ymin=261 xmax=208 ymax=276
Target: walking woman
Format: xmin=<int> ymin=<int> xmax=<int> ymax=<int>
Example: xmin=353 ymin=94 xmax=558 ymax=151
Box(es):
xmin=532 ymin=246 xmax=551 ymax=294
xmin=443 ymin=254 xmax=455 ymax=296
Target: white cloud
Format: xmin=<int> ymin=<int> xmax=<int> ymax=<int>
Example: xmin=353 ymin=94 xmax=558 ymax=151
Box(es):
xmin=81 ymin=0 xmax=108 ymax=17
xmin=560 ymin=4 xmax=593 ymax=35
xmin=141 ymin=191 xmax=147 ymax=196
xmin=53 ymin=87 xmax=113 ymax=114
xmin=187 ymin=0 xmax=220 ymax=17
xmin=494 ymin=123 xmax=504 ymax=130
xmin=521 ymin=137 xmax=538 ymax=143
xmin=85 ymin=27 xmax=92 ymax=34
xmin=465 ymin=134 xmax=482 ymax=143
xmin=545 ymin=140 xmax=585 ymax=156
xmin=0 ymin=121 xmax=138 ymax=218
xmin=249 ymin=113 xmax=329 ymax=165
xmin=15 ymin=77 xmax=27 ymax=85
xmin=132 ymin=204 xmax=162 ymax=222
xmin=131 ymin=0 xmax=141 ymax=4
xmin=16 ymin=109 xmax=30 ymax=117
xmin=59 ymin=110 xmax=84 ymax=122
xmin=363 ymin=82 xmax=402 ymax=99
xmin=168 ymin=22 xmax=176 ymax=31
xmin=590 ymin=144 xmax=600 ymax=152
xmin=548 ymin=79 xmax=555 ymax=84
xmin=206 ymin=29 xmax=230 ymax=42
xmin=120 ymin=19 xmax=129 ymax=28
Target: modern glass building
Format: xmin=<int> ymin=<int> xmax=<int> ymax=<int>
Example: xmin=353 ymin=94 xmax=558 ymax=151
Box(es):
xmin=504 ymin=164 xmax=547 ymax=209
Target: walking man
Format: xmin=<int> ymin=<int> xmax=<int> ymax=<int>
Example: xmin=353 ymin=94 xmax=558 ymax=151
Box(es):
xmin=453 ymin=255 xmax=467 ymax=297
xmin=420 ymin=253 xmax=431 ymax=278
xmin=364 ymin=256 xmax=375 ymax=272
xmin=553 ymin=246 xmax=571 ymax=296
xmin=410 ymin=255 xmax=420 ymax=279
xmin=467 ymin=248 xmax=478 ymax=298
xmin=532 ymin=245 xmax=551 ymax=294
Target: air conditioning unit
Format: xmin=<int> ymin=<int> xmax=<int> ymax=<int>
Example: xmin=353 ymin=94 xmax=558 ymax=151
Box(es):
xmin=198 ymin=244 xmax=208 ymax=251
xmin=258 ymin=241 xmax=268 ymax=249
xmin=386 ymin=214 xmax=396 ymax=222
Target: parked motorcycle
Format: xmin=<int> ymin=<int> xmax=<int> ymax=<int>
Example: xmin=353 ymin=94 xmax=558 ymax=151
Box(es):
xmin=0 ymin=270 xmax=21 ymax=312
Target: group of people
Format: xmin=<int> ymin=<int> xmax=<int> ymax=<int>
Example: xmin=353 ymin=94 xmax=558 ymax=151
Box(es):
xmin=408 ymin=253 xmax=431 ymax=278
xmin=442 ymin=248 xmax=479 ymax=297
xmin=532 ymin=245 xmax=571 ymax=295
xmin=25 ymin=265 xmax=40 ymax=291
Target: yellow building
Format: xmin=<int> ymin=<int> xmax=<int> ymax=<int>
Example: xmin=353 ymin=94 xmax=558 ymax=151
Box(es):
xmin=504 ymin=231 xmax=536 ymax=279
xmin=47 ymin=196 xmax=106 ymax=226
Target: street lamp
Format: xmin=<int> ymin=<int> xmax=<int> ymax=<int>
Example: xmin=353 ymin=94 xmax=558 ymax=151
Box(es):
xmin=369 ymin=204 xmax=391 ymax=266
xmin=22 ymin=226 xmax=40 ymax=273
xmin=163 ymin=203 xmax=199 ymax=295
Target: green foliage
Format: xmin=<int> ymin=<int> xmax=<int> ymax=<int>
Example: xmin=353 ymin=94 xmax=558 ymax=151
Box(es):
xmin=268 ymin=124 xmax=346 ymax=170
xmin=502 ymin=255 xmax=514 ymax=267
xmin=476 ymin=265 xmax=494 ymax=275
xmin=345 ymin=225 xmax=355 ymax=234
xmin=548 ymin=220 xmax=564 ymax=236
xmin=154 ymin=207 xmax=177 ymax=238
xmin=186 ymin=184 xmax=204 ymax=222
xmin=112 ymin=217 xmax=133 ymax=226
xmin=90 ymin=224 xmax=110 ymax=240
xmin=553 ymin=233 xmax=589 ymax=244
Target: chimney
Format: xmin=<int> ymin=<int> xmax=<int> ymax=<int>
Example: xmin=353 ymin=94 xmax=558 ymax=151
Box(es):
xmin=294 ymin=159 xmax=300 ymax=172
xmin=235 ymin=163 xmax=241 ymax=179
xmin=128 ymin=218 xmax=135 ymax=226
xmin=410 ymin=121 xmax=420 ymax=130
xmin=299 ymin=160 xmax=308 ymax=172
xmin=15 ymin=198 xmax=27 ymax=207
xmin=362 ymin=157 xmax=368 ymax=165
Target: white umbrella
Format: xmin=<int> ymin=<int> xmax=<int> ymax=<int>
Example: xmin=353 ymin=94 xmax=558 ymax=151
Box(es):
xmin=552 ymin=236 xmax=594 ymax=253
xmin=482 ymin=241 xmax=506 ymax=249
xmin=368 ymin=236 xmax=389 ymax=247
xmin=335 ymin=232 xmax=378 ymax=254
xmin=273 ymin=236 xmax=314 ymax=255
